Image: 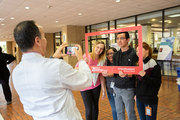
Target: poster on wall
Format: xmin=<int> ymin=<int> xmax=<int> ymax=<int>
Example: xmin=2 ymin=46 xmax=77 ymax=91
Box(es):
xmin=157 ymin=37 xmax=175 ymax=60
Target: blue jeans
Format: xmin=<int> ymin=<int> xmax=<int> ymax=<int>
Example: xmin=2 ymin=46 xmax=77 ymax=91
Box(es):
xmin=107 ymin=90 xmax=117 ymax=120
xmin=136 ymin=98 xmax=158 ymax=120
xmin=114 ymin=87 xmax=136 ymax=120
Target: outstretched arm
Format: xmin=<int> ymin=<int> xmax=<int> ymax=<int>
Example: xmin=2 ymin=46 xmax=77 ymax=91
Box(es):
xmin=100 ymin=74 xmax=106 ymax=99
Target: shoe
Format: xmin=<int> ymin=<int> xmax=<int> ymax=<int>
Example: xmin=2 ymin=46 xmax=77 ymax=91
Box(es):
xmin=7 ymin=101 xmax=12 ymax=105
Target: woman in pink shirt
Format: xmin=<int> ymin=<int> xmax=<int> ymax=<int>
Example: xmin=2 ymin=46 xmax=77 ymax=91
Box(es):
xmin=77 ymin=41 xmax=106 ymax=120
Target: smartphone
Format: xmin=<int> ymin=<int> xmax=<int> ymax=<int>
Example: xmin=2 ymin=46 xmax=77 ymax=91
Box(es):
xmin=65 ymin=46 xmax=78 ymax=55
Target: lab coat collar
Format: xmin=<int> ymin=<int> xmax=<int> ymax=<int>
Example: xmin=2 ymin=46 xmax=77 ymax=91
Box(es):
xmin=22 ymin=52 xmax=43 ymax=61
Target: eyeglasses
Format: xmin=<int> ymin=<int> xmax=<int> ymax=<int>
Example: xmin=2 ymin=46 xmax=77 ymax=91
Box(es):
xmin=107 ymin=52 xmax=114 ymax=56
xmin=116 ymin=37 xmax=126 ymax=40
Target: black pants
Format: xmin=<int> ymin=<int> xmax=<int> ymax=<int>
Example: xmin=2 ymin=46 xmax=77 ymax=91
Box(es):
xmin=0 ymin=75 xmax=12 ymax=102
xmin=80 ymin=85 xmax=101 ymax=120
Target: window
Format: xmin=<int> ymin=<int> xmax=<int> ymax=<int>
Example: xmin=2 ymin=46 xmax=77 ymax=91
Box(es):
xmin=165 ymin=6 xmax=180 ymax=55
xmin=54 ymin=32 xmax=62 ymax=50
xmin=117 ymin=17 xmax=136 ymax=48
xmin=137 ymin=11 xmax=162 ymax=50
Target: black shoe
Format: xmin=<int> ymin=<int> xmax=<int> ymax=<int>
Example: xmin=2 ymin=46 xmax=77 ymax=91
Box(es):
xmin=7 ymin=101 xmax=12 ymax=105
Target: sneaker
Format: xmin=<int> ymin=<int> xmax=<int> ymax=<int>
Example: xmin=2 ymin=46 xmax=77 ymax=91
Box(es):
xmin=7 ymin=101 xmax=12 ymax=105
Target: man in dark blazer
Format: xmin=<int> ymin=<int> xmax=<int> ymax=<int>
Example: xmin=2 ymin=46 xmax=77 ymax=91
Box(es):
xmin=0 ymin=46 xmax=16 ymax=105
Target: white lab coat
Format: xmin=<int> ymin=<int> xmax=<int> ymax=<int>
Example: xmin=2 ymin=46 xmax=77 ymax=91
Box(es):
xmin=12 ymin=52 xmax=92 ymax=120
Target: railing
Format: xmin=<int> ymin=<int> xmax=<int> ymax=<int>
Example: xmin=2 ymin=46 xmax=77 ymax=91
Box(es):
xmin=157 ymin=60 xmax=180 ymax=77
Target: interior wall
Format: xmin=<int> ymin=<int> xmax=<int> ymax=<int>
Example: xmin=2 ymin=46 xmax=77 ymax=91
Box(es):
xmin=6 ymin=41 xmax=13 ymax=54
xmin=6 ymin=41 xmax=22 ymax=63
xmin=45 ymin=33 xmax=55 ymax=58
xmin=62 ymin=25 xmax=85 ymax=67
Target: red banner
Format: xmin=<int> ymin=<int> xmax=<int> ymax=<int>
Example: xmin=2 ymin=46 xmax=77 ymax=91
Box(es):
xmin=85 ymin=26 xmax=143 ymax=74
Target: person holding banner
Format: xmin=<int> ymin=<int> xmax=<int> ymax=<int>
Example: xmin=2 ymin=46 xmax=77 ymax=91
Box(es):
xmin=77 ymin=41 xmax=106 ymax=120
xmin=135 ymin=42 xmax=161 ymax=120
xmin=102 ymin=47 xmax=118 ymax=120
xmin=113 ymin=32 xmax=138 ymax=120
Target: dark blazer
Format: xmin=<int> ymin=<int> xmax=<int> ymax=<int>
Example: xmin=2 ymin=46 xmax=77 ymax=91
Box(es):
xmin=0 ymin=52 xmax=16 ymax=80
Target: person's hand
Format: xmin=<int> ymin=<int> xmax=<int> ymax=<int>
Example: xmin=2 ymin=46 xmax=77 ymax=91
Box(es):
xmin=134 ymin=95 xmax=136 ymax=101
xmin=53 ymin=42 xmax=67 ymax=58
xmin=75 ymin=66 xmax=79 ymax=70
xmin=138 ymin=70 xmax=146 ymax=77
xmin=83 ymin=56 xmax=89 ymax=63
xmin=118 ymin=71 xmax=127 ymax=78
xmin=74 ymin=44 xmax=83 ymax=61
xmin=102 ymin=70 xmax=108 ymax=77
xmin=127 ymin=74 xmax=133 ymax=77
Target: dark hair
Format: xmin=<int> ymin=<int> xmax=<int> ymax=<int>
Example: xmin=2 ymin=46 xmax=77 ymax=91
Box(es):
xmin=143 ymin=42 xmax=152 ymax=58
xmin=117 ymin=32 xmax=130 ymax=39
xmin=13 ymin=20 xmax=41 ymax=52
xmin=106 ymin=47 xmax=117 ymax=66
xmin=0 ymin=46 xmax=2 ymax=53
xmin=135 ymin=42 xmax=153 ymax=58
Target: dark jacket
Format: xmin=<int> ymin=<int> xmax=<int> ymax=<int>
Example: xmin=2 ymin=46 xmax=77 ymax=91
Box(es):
xmin=113 ymin=47 xmax=138 ymax=89
xmin=0 ymin=52 xmax=16 ymax=80
xmin=136 ymin=57 xmax=161 ymax=105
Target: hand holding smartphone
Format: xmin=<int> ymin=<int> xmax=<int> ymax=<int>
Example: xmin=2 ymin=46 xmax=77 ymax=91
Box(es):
xmin=65 ymin=46 xmax=79 ymax=55
xmin=65 ymin=44 xmax=83 ymax=61
xmin=53 ymin=42 xmax=67 ymax=58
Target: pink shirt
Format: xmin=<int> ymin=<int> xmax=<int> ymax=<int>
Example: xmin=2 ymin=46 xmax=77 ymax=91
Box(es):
xmin=76 ymin=54 xmax=101 ymax=91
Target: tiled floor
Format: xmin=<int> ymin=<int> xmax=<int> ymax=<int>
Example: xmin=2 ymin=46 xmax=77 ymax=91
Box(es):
xmin=0 ymin=76 xmax=180 ymax=120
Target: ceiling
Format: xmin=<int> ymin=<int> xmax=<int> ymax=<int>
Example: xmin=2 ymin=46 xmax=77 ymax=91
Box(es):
xmin=0 ymin=0 xmax=180 ymax=41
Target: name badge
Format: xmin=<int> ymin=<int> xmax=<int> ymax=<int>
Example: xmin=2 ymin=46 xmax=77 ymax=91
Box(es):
xmin=145 ymin=105 xmax=152 ymax=116
xmin=110 ymin=82 xmax=114 ymax=88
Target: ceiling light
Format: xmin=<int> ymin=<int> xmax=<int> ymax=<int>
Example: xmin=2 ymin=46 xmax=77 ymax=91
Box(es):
xmin=152 ymin=24 xmax=160 ymax=27
xmin=78 ymin=13 xmax=82 ymax=16
xmin=55 ymin=36 xmax=60 ymax=38
xmin=168 ymin=14 xmax=180 ymax=18
xmin=10 ymin=17 xmax=15 ymax=20
xmin=47 ymin=5 xmax=53 ymax=9
xmin=116 ymin=0 xmax=121 ymax=2
xmin=168 ymin=21 xmax=172 ymax=24
xmin=165 ymin=20 xmax=171 ymax=23
xmin=25 ymin=6 xmax=30 ymax=9
xmin=0 ymin=18 xmax=4 ymax=21
xmin=55 ymin=21 xmax=59 ymax=23
xmin=1 ymin=24 xmax=5 ymax=26
xmin=159 ymin=20 xmax=171 ymax=23
xmin=151 ymin=19 xmax=156 ymax=21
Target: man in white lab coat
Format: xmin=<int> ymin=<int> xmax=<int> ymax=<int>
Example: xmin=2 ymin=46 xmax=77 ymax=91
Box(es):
xmin=12 ymin=20 xmax=92 ymax=120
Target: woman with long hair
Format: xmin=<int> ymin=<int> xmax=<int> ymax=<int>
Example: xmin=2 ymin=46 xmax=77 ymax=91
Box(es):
xmin=102 ymin=47 xmax=118 ymax=120
xmin=77 ymin=41 xmax=106 ymax=120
